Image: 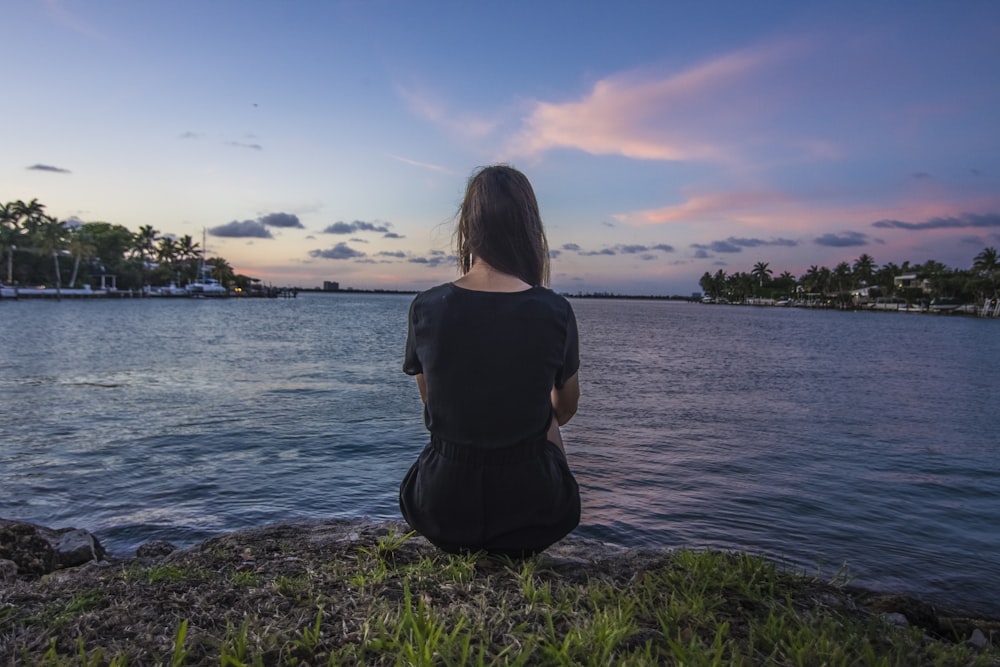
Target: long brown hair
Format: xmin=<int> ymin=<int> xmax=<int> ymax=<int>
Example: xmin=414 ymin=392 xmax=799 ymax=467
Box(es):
xmin=455 ymin=165 xmax=550 ymax=287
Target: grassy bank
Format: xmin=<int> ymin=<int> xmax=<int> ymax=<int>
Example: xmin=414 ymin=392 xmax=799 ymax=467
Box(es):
xmin=1 ymin=520 xmax=996 ymax=665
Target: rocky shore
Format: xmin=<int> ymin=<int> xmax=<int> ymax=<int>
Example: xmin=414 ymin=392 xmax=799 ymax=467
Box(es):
xmin=2 ymin=517 xmax=997 ymax=665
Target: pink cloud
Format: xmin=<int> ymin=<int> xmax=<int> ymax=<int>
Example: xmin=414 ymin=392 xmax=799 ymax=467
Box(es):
xmin=625 ymin=188 xmax=1000 ymax=237
xmin=507 ymin=40 xmax=807 ymax=162
xmin=43 ymin=0 xmax=104 ymax=40
xmin=396 ymin=83 xmax=497 ymax=141
xmin=630 ymin=191 xmax=798 ymax=225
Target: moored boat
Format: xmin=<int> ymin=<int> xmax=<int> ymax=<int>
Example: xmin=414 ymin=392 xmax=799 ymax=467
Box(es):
xmin=148 ymin=281 xmax=189 ymax=297
xmin=185 ymin=275 xmax=228 ymax=297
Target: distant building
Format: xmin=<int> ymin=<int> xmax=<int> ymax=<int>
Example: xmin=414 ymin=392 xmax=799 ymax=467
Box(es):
xmin=894 ymin=274 xmax=930 ymax=292
xmin=323 ymin=281 xmax=340 ymax=291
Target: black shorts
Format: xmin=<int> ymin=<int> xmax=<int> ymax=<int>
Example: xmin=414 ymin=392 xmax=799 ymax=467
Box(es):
xmin=399 ymin=434 xmax=581 ymax=557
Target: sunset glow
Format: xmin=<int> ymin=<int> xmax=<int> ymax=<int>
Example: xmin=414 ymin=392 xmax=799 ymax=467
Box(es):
xmin=3 ymin=1 xmax=998 ymax=295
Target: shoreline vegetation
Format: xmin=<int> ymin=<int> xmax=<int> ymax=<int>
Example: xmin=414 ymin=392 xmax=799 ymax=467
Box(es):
xmin=1 ymin=519 xmax=997 ymax=665
xmin=2 ymin=198 xmax=999 ymax=314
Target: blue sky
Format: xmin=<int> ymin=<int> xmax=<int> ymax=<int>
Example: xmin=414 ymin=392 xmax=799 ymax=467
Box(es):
xmin=4 ymin=0 xmax=999 ymax=294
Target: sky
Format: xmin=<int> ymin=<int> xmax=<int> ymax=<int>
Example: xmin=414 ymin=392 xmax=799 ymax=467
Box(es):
xmin=4 ymin=1 xmax=1000 ymax=295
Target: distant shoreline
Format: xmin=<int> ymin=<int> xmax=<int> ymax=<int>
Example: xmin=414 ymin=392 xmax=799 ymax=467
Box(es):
xmin=5 ymin=285 xmax=999 ymax=317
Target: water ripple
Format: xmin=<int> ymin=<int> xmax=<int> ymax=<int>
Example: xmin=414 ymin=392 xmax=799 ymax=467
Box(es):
xmin=2 ymin=295 xmax=997 ymax=615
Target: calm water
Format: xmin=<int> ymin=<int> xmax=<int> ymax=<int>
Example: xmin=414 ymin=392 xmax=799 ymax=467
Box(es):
xmin=1 ymin=294 xmax=997 ymax=614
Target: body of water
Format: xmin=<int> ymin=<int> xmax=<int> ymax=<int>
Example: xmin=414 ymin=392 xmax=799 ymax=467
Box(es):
xmin=1 ymin=293 xmax=997 ymax=615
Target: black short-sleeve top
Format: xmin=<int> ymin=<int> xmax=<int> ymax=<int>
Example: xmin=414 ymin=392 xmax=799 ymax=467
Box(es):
xmin=403 ymin=283 xmax=580 ymax=448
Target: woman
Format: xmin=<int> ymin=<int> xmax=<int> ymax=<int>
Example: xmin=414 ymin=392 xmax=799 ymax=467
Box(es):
xmin=399 ymin=165 xmax=581 ymax=557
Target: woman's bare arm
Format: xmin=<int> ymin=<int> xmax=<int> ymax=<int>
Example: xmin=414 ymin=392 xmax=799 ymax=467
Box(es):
xmin=415 ymin=374 xmax=428 ymax=403
xmin=550 ymin=372 xmax=579 ymax=426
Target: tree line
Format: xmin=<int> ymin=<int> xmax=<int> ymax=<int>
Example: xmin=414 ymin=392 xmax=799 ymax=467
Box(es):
xmin=698 ymin=251 xmax=1000 ymax=306
xmin=0 ymin=198 xmax=257 ymax=294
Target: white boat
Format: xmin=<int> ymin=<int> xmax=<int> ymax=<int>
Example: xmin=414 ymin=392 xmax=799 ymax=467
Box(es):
xmin=1 ymin=285 xmax=109 ymax=298
xmin=185 ymin=230 xmax=228 ymax=297
xmin=148 ymin=281 xmax=188 ymax=297
xmin=928 ymin=298 xmax=961 ymax=313
xmin=185 ymin=274 xmax=227 ymax=297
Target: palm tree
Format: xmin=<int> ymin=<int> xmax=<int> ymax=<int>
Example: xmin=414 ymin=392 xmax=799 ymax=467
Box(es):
xmin=800 ymin=265 xmax=821 ymax=294
xmin=817 ymin=266 xmax=832 ymax=296
xmin=751 ymin=261 xmax=772 ymax=290
xmin=875 ymin=262 xmax=900 ymax=297
xmin=699 ymin=271 xmax=714 ymax=298
xmin=852 ymin=254 xmax=876 ymax=288
xmin=176 ymin=234 xmax=201 ymax=284
xmin=712 ymin=269 xmax=727 ymax=299
xmin=207 ymin=257 xmax=234 ymax=288
xmin=132 ymin=224 xmax=159 ymax=260
xmin=13 ymin=198 xmax=46 ymax=235
xmin=156 ymin=236 xmax=179 ymax=283
xmin=36 ymin=214 xmax=69 ymax=299
xmin=973 ymin=247 xmax=998 ymax=299
xmin=919 ymin=259 xmax=951 ymax=301
xmin=66 ymin=226 xmax=98 ymax=288
xmin=0 ymin=202 xmax=22 ymax=284
xmin=132 ymin=225 xmax=159 ymax=294
xmin=974 ymin=247 xmax=998 ymax=274
xmin=726 ymin=271 xmax=754 ymax=303
xmin=774 ymin=271 xmax=797 ymax=295
xmin=833 ymin=262 xmax=852 ymax=302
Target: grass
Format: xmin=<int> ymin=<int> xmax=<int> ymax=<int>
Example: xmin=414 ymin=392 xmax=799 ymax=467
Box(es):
xmin=1 ymin=519 xmax=996 ymax=666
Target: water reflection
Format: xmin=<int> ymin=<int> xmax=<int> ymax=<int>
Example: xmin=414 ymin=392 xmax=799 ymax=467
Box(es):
xmin=1 ymin=295 xmax=998 ymax=615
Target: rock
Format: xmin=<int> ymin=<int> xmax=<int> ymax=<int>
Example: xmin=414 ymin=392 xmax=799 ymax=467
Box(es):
xmin=881 ymin=612 xmax=909 ymax=626
xmin=0 ymin=521 xmax=54 ymax=575
xmin=0 ymin=558 xmax=18 ymax=582
xmin=52 ymin=528 xmax=105 ymax=569
xmin=136 ymin=540 xmax=177 ymax=559
xmin=866 ymin=593 xmax=945 ymax=636
xmin=968 ymin=628 xmax=988 ymax=650
xmin=0 ymin=519 xmax=107 ymax=577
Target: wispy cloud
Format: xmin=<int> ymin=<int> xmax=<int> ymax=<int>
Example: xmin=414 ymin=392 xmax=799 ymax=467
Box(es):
xmin=396 ymin=83 xmax=497 ymax=140
xmin=43 ymin=0 xmax=103 ymax=40
xmin=813 ymin=231 xmax=870 ymax=248
xmin=260 ymin=213 xmax=304 ymax=229
xmin=210 ymin=212 xmax=302 ymax=238
xmin=27 ymin=164 xmax=71 ymax=174
xmin=408 ymin=251 xmax=457 ymax=268
xmin=561 ymin=242 xmax=676 ymax=257
xmin=507 ymin=40 xmax=804 ymax=162
xmin=691 ymin=236 xmax=798 ymax=254
xmin=226 ymin=141 xmax=263 ymax=151
xmin=872 ymin=212 xmax=1000 ymax=230
xmin=391 ymin=155 xmax=455 ymax=174
xmin=309 ymin=242 xmax=367 ymax=260
xmin=629 ymin=190 xmax=796 ymax=225
xmin=322 ymin=220 xmax=392 ymax=234
xmin=211 ymin=220 xmax=273 ymax=238
xmin=618 ymin=243 xmax=675 ymax=254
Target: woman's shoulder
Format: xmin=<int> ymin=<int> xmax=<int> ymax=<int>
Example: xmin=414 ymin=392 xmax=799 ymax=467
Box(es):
xmin=412 ymin=283 xmax=572 ymax=312
xmin=410 ymin=282 xmax=453 ymax=303
xmin=531 ymin=286 xmax=574 ymax=311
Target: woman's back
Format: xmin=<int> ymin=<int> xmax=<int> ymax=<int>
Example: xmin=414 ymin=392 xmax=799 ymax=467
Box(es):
xmin=398 ymin=164 xmax=581 ymax=556
xmin=404 ymin=283 xmax=578 ymax=448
